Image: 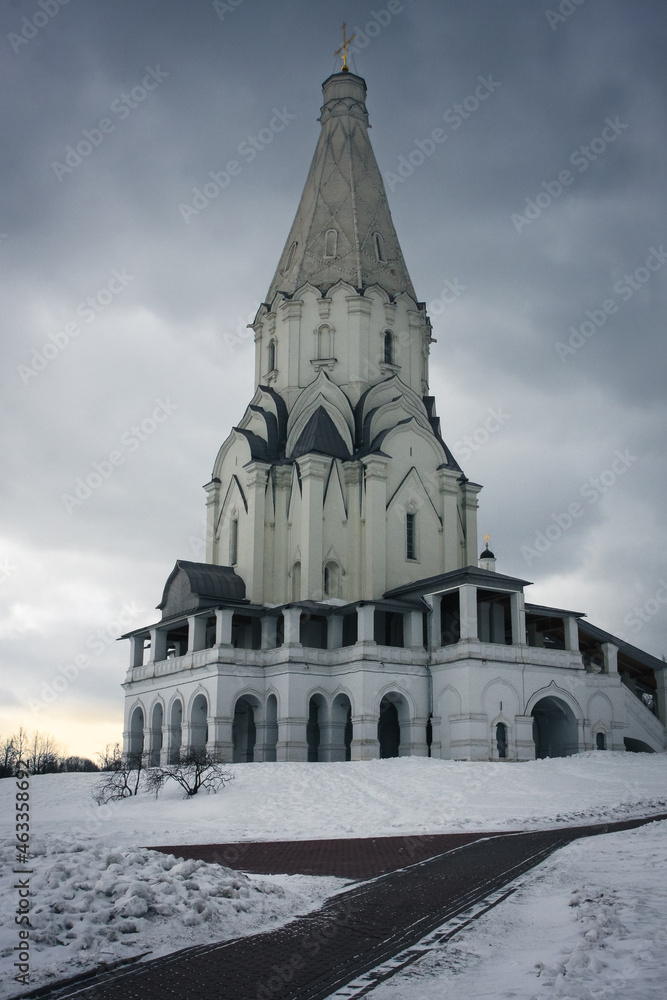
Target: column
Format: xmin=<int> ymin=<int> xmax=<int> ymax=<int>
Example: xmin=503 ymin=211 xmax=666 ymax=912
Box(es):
xmin=563 ymin=615 xmax=580 ymax=652
xmin=458 ymin=584 xmax=478 ymax=640
xmin=327 ymin=615 xmax=343 ymax=649
xmin=187 ymin=615 xmax=207 ymax=653
xmin=350 ymin=715 xmax=380 ymax=760
xmin=403 ymin=610 xmax=424 ymax=649
xmin=425 ymin=594 xmax=442 ymax=649
xmin=282 ymin=606 xmax=302 ymax=646
xmin=601 ymin=642 xmax=618 ymax=674
xmin=298 ymin=453 xmax=330 ymax=600
xmin=510 ymin=591 xmax=526 ymax=645
xmin=261 ymin=615 xmax=278 ymax=650
xmin=129 ymin=634 xmax=145 ymax=668
xmin=356 ymin=604 xmax=375 ymax=644
xmin=361 ymin=454 xmax=389 ymax=599
xmin=149 ymin=627 xmax=167 ymax=663
xmin=215 ymin=608 xmax=234 ymax=645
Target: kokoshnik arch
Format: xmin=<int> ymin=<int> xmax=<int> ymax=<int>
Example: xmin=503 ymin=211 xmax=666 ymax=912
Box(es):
xmin=121 ymin=64 xmax=666 ymax=764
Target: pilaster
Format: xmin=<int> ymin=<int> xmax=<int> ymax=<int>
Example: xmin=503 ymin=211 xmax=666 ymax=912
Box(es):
xmin=297 ymin=453 xmax=331 ymax=600
xmin=361 ymin=454 xmax=389 ymax=599
xmin=439 ymin=469 xmax=461 ymax=570
xmin=245 ymin=461 xmax=271 ymax=603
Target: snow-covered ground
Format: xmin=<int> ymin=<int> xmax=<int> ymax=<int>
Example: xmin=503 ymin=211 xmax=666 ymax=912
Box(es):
xmin=354 ymin=819 xmax=667 ymax=1000
xmin=1 ymin=753 xmax=666 ymax=998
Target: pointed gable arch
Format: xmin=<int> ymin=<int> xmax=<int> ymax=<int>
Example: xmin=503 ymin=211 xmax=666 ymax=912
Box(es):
xmin=387 ymin=466 xmax=442 ymax=525
xmin=286 ymin=370 xmax=354 ymax=459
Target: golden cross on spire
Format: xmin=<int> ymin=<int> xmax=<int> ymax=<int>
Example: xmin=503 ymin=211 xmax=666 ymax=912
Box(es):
xmin=483 ymin=532 xmax=490 ymax=549
xmin=334 ymin=22 xmax=356 ymax=73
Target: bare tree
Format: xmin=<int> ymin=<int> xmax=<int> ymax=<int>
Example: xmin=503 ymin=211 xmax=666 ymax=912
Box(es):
xmin=0 ymin=736 xmax=17 ymax=778
xmin=144 ymin=748 xmax=233 ymax=798
xmin=91 ymin=748 xmax=145 ymax=804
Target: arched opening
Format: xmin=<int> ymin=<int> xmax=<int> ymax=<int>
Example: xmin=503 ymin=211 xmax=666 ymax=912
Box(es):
xmin=307 ymin=695 xmax=326 ymax=762
xmin=129 ymin=707 xmax=144 ymax=762
xmin=531 ymin=696 xmax=578 ymax=758
xmin=291 ymin=561 xmax=301 ymax=601
xmin=317 ymin=324 xmax=333 ymax=359
xmin=496 ymin=722 xmax=508 ymax=759
xmin=169 ymin=700 xmax=182 ymax=763
xmin=267 ymin=338 xmax=276 ymax=373
xmin=229 ymin=516 xmax=238 ymax=565
xmin=190 ymin=694 xmax=208 ymax=752
xmin=282 ymin=240 xmax=297 ymax=274
xmin=624 ymin=737 xmax=655 ymax=753
xmin=324 ymin=228 xmax=338 ymax=257
xmin=265 ymin=694 xmax=278 ymax=762
xmin=383 ymin=329 xmax=394 ymax=365
xmin=323 ymin=560 xmax=341 ymax=598
xmin=406 ymin=510 xmax=417 ymax=560
xmin=595 ymin=731 xmax=606 ymax=750
xmin=331 ymin=693 xmax=352 ymax=762
xmin=232 ymin=697 xmax=257 ymax=763
xmin=378 ymin=697 xmax=402 ymax=758
xmin=149 ymin=703 xmax=163 ymax=766
xmin=373 ymin=232 xmax=383 ymax=261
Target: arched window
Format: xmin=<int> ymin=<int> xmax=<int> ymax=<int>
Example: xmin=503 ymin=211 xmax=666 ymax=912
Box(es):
xmin=267 ymin=338 xmax=276 ymax=372
xmin=317 ymin=324 xmax=333 ymax=359
xmin=496 ymin=722 xmax=507 ymax=759
xmin=383 ymin=329 xmax=394 ymax=365
xmin=324 ymin=229 xmax=338 ymax=258
xmin=229 ymin=516 xmax=238 ymax=566
xmin=373 ymin=232 xmax=383 ymax=261
xmin=281 ymin=240 xmax=298 ymax=274
xmin=323 ymin=561 xmax=341 ymax=598
xmin=406 ymin=511 xmax=416 ymax=560
xmin=291 ymin=561 xmax=301 ymax=601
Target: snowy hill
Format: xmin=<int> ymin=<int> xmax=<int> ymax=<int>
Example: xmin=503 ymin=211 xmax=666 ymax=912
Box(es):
xmin=1 ymin=754 xmax=666 ymax=998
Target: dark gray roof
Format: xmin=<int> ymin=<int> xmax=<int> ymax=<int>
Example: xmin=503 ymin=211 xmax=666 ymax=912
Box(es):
xmin=292 ymin=406 xmax=351 ymax=460
xmin=158 ymin=560 xmax=246 ymax=617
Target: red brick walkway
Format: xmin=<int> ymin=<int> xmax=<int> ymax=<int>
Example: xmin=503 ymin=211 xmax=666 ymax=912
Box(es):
xmin=16 ymin=813 xmax=667 ymax=1000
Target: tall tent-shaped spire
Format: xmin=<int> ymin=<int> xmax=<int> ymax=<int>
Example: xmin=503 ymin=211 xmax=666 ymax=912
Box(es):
xmin=266 ymin=71 xmax=417 ymax=303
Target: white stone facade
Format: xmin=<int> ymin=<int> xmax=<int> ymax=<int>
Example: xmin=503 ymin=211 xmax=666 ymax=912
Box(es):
xmin=121 ymin=69 xmax=666 ymax=764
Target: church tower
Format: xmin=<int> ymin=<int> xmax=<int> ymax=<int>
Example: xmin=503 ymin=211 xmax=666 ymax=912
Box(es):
xmin=121 ymin=61 xmax=666 ymax=765
xmin=204 ymin=68 xmax=480 ymax=606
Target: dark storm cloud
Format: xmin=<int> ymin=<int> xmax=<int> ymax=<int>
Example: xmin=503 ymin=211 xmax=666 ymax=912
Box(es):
xmin=1 ymin=0 xmax=666 ymax=752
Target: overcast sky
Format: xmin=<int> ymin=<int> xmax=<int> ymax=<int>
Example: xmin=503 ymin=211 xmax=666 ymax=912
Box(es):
xmin=1 ymin=0 xmax=666 ymax=758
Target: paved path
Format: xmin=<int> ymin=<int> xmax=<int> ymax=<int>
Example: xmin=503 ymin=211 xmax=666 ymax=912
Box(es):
xmin=17 ymin=813 xmax=667 ymax=1000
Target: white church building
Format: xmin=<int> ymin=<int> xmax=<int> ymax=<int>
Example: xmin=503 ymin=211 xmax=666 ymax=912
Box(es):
xmin=121 ymin=67 xmax=666 ymax=764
